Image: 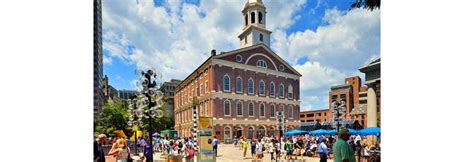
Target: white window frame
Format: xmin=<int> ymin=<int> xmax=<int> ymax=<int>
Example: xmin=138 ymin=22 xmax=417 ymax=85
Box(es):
xmin=279 ymin=84 xmax=285 ymax=98
xmin=205 ymin=81 xmax=209 ymax=93
xmin=248 ymin=102 xmax=254 ymax=117
xmin=223 ymin=74 xmax=230 ymax=92
xmin=224 ymin=100 xmax=231 ymax=116
xmin=288 ymin=105 xmax=294 ymax=119
xmin=248 ymin=78 xmax=254 ymax=95
xmin=236 ymin=101 xmax=243 ymax=117
xmin=259 ymin=80 xmax=265 ymax=96
xmin=259 ymin=103 xmax=265 ymax=118
xmin=269 ymin=82 xmax=275 ymax=97
xmin=236 ymin=76 xmax=243 ymax=93
xmin=288 ymin=84 xmax=293 ymax=99
xmin=270 ymin=104 xmax=276 ymax=118
xmin=256 ymin=59 xmax=267 ymax=68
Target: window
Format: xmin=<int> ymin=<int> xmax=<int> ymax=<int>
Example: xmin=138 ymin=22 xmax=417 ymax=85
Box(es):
xmin=269 ymin=82 xmax=275 ymax=96
xmin=288 ymin=105 xmax=294 ymax=119
xmin=237 ymin=101 xmax=243 ymax=116
xmin=270 ymin=105 xmax=275 ymax=117
xmin=279 ymin=105 xmax=284 ymax=116
xmin=251 ymin=12 xmax=255 ymax=23
xmin=279 ymin=65 xmax=285 ymax=71
xmin=248 ymin=102 xmax=254 ymax=116
xmin=199 ymin=84 xmax=203 ymax=96
xmin=236 ymin=77 xmax=242 ymax=93
xmin=256 ymin=60 xmax=267 ymax=68
xmin=224 ymin=100 xmax=231 ymax=116
xmin=248 ymin=79 xmax=254 ymax=95
xmin=259 ymin=103 xmax=265 ymax=117
xmin=205 ymin=81 xmax=208 ymax=93
xmin=259 ymin=80 xmax=265 ymax=96
xmin=224 ymin=127 xmax=231 ymax=139
xmin=236 ymin=55 xmax=243 ymax=62
xmin=288 ymin=85 xmax=293 ymax=99
xmin=279 ymin=84 xmax=285 ymax=98
xmin=259 ymin=33 xmax=263 ymax=42
xmin=258 ymin=12 xmax=263 ymax=24
xmin=245 ymin=14 xmax=248 ymax=26
xmin=204 ymin=102 xmax=208 ymax=116
xmin=223 ymin=75 xmax=230 ymax=92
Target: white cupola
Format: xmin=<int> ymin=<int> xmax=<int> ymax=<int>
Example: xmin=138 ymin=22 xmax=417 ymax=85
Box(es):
xmin=238 ymin=0 xmax=272 ymax=48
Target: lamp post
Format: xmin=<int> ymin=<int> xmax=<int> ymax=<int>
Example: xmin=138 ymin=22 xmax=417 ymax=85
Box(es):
xmin=127 ymin=69 xmax=164 ymax=161
xmin=331 ymin=100 xmax=346 ymax=132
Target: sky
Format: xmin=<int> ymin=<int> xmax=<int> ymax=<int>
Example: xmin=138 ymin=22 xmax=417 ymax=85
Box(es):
xmin=102 ymin=0 xmax=380 ymax=111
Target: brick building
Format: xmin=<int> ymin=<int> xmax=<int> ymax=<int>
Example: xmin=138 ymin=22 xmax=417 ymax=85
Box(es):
xmin=174 ymin=0 xmax=301 ymax=142
xmin=299 ymin=109 xmax=330 ymax=123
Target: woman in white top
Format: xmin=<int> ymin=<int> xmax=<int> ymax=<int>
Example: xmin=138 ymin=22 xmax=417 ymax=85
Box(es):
xmin=256 ymin=140 xmax=264 ymax=160
xmin=268 ymin=140 xmax=275 ymax=160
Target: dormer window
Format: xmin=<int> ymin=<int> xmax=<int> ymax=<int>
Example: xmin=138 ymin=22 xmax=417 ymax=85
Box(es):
xmin=256 ymin=60 xmax=267 ymax=68
xmin=259 ymin=34 xmax=263 ymax=42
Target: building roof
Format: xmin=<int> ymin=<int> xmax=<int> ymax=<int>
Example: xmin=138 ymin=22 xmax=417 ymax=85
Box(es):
xmin=330 ymin=84 xmax=351 ymax=91
xmin=350 ymin=104 xmax=367 ymax=115
xmin=359 ymin=57 xmax=380 ymax=73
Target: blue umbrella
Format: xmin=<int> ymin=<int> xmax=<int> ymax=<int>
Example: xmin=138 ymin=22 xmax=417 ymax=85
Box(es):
xmin=283 ymin=129 xmax=309 ymax=136
xmin=327 ymin=129 xmax=338 ymax=135
xmin=348 ymin=129 xmax=360 ymax=135
xmin=309 ymin=129 xmax=328 ymax=135
xmin=359 ymin=127 xmax=381 ymax=136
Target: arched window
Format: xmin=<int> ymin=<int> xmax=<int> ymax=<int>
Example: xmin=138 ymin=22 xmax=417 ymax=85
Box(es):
xmin=236 ymin=77 xmax=242 ymax=93
xmin=270 ymin=104 xmax=275 ymax=117
xmin=288 ymin=85 xmax=293 ymax=99
xmin=257 ymin=126 xmax=265 ymax=138
xmin=224 ymin=127 xmax=231 ymax=140
xmin=258 ymin=12 xmax=263 ymax=24
xmin=224 ymin=100 xmax=231 ymax=116
xmin=248 ymin=79 xmax=254 ymax=95
xmin=269 ymin=82 xmax=275 ymax=96
xmin=223 ymin=75 xmax=230 ymax=92
xmin=245 ymin=14 xmax=248 ymax=26
xmin=237 ymin=101 xmax=243 ymax=116
xmin=259 ymin=80 xmax=265 ymax=96
xmin=251 ymin=12 xmax=255 ymax=23
xmin=289 ymin=105 xmax=294 ymax=118
xmin=259 ymin=103 xmax=265 ymax=117
xmin=248 ymin=127 xmax=254 ymax=139
xmin=279 ymin=84 xmax=285 ymax=98
xmin=259 ymin=33 xmax=263 ymax=42
xmin=256 ymin=60 xmax=267 ymax=68
xmin=279 ymin=105 xmax=284 ymax=114
xmin=248 ymin=102 xmax=254 ymax=116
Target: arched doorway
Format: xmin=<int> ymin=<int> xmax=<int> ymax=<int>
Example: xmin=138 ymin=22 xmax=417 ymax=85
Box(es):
xmin=234 ymin=126 xmax=243 ymax=138
xmin=224 ymin=127 xmax=231 ymax=144
xmin=257 ymin=126 xmax=266 ymax=138
xmin=268 ymin=127 xmax=275 ymax=137
xmin=248 ymin=127 xmax=254 ymax=139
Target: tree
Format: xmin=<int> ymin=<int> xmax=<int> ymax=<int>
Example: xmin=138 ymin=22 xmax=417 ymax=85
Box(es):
xmin=351 ymin=0 xmax=380 ymax=10
xmin=95 ymin=101 xmax=129 ymax=134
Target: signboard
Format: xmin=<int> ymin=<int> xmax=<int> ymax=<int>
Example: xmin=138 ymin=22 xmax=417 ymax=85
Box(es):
xmin=198 ymin=117 xmax=215 ymax=162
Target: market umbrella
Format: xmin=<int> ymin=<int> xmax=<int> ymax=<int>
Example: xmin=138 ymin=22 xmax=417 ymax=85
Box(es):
xmin=152 ymin=132 xmax=159 ymax=136
xmin=359 ymin=127 xmax=381 ymax=136
xmin=347 ymin=128 xmax=360 ymax=135
xmin=327 ymin=129 xmax=338 ymax=135
xmin=283 ymin=129 xmax=309 ymax=136
xmin=309 ymin=129 xmax=328 ymax=135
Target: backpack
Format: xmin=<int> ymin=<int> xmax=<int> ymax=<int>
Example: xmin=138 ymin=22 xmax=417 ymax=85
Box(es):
xmin=261 ymin=144 xmax=266 ymax=151
xmin=178 ymin=141 xmax=183 ymax=148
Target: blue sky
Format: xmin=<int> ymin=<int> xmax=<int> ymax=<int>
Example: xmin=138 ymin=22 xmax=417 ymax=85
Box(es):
xmin=102 ymin=0 xmax=380 ymax=111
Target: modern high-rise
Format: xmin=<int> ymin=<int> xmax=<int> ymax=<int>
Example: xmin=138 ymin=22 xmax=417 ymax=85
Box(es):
xmin=94 ymin=0 xmax=105 ymax=117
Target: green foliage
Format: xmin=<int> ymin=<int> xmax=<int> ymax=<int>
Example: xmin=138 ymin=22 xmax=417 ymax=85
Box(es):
xmin=95 ymin=101 xmax=129 ymax=133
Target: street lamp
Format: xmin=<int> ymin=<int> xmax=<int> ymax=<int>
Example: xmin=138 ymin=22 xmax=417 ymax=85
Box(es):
xmin=128 ymin=69 xmax=164 ymax=162
xmin=331 ymin=100 xmax=346 ymax=132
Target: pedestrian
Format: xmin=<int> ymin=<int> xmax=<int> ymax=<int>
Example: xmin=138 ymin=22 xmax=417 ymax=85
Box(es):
xmin=94 ymin=134 xmax=107 ymax=162
xmin=242 ymin=137 xmax=248 ymax=160
xmin=275 ymin=139 xmax=281 ymax=161
xmin=332 ymin=128 xmax=356 ymax=162
xmin=284 ymin=138 xmax=293 ymax=160
xmin=250 ymin=139 xmax=257 ymax=158
xmin=269 ymin=139 xmax=275 ymax=161
xmin=212 ymin=136 xmax=219 ymax=156
xmin=318 ymin=139 xmax=329 ymax=162
xmin=256 ymin=139 xmax=264 ymax=160
xmin=310 ymin=140 xmax=318 ymax=157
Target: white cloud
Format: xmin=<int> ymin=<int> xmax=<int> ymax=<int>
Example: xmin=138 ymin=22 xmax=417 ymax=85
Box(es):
xmin=102 ymin=0 xmax=306 ymax=83
xmin=103 ymin=56 xmax=112 ymax=65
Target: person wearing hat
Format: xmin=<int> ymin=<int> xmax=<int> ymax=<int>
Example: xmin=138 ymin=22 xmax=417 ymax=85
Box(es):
xmin=332 ymin=128 xmax=356 ymax=162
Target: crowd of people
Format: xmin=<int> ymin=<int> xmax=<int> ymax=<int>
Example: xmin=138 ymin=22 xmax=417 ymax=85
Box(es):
xmin=94 ymin=134 xmax=218 ymax=162
xmin=234 ymin=128 xmax=380 ymax=162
